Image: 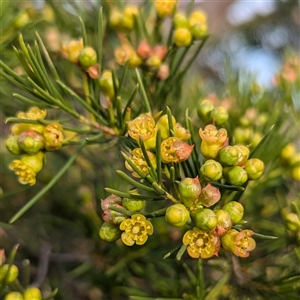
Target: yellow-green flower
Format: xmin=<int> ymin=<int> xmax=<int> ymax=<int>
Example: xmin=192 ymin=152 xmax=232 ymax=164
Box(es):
xmin=182 ymin=227 xmax=220 ymax=259
xmin=62 ymin=39 xmax=84 ymax=63
xmin=155 ymin=0 xmax=177 ymax=18
xmin=125 ymin=148 xmax=157 ymax=178
xmin=199 ymin=125 xmax=227 ymax=159
xmin=119 ymin=214 xmax=153 ymax=246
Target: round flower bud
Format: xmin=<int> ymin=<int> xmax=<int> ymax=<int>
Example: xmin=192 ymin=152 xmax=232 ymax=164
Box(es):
xmin=178 ymin=177 xmax=201 ymax=208
xmin=43 ymin=122 xmax=64 ymax=151
xmin=222 ymin=201 xmax=244 ymax=224
xmin=218 ymin=146 xmax=239 ymax=166
xmin=223 ymin=166 xmax=248 ymax=186
xmin=210 ymin=106 xmax=228 ymax=126
xmin=285 ymin=213 xmax=300 ymax=232
xmin=122 ymin=198 xmax=145 ymax=212
xmin=109 ymin=9 xmax=123 ymax=30
xmin=190 ymin=23 xmax=207 ymax=39
xmin=157 ymin=114 xmax=176 ymax=140
xmin=197 ymin=184 xmax=221 ymax=207
xmin=291 ymin=165 xmax=300 ymax=181
xmin=213 ymin=209 xmax=233 ymax=236
xmin=78 ymin=47 xmax=97 ymax=69
xmin=233 ymin=127 xmax=251 ymax=145
xmin=189 ymin=10 xmax=207 ymax=27
xmin=99 ymin=222 xmax=122 ymax=242
xmin=165 ymin=204 xmax=190 ymax=227
xmin=0 ymin=264 xmax=19 ymax=283
xmin=173 ymin=28 xmax=192 ymax=47
xmin=280 ymin=143 xmax=296 ymax=161
xmin=23 ymin=287 xmax=42 ymax=300
xmin=102 ymin=204 xmax=127 ymax=225
xmin=6 ymin=135 xmax=24 ymax=155
xmin=173 ymin=12 xmax=188 ymax=28
xmin=155 ymin=0 xmax=177 ymax=18
xmin=146 ymin=55 xmax=162 ymax=69
xmin=250 ymin=132 xmax=262 ymax=149
xmin=17 ymin=130 xmax=45 ymax=155
xmin=99 ymin=70 xmax=115 ymax=99
xmin=137 ymin=40 xmax=153 ymax=59
xmin=21 ymin=152 xmax=44 ymax=174
xmin=4 ymin=292 xmax=23 ymax=300
xmin=14 ymin=11 xmax=30 ymax=29
xmin=244 ymin=158 xmax=264 ymax=180
xmin=101 ymin=195 xmax=122 ymax=211
xmin=233 ymin=145 xmax=250 ymax=166
xmin=191 ymin=208 xmax=217 ymax=231
xmin=197 ymin=100 xmax=214 ymax=124
xmin=200 ymin=159 xmax=222 ymax=181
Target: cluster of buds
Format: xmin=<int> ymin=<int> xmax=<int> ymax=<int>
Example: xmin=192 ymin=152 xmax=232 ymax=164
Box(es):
xmin=199 ymin=124 xmax=265 ymax=185
xmin=280 ymin=143 xmax=300 ymax=181
xmin=173 ymin=9 xmax=208 ymax=47
xmin=233 ymin=108 xmax=267 ymax=150
xmin=62 ymin=39 xmax=99 ymax=78
xmin=0 ymin=250 xmax=43 ymax=300
xmin=109 ymin=5 xmax=138 ymax=32
xmin=99 ymin=194 xmax=147 ymax=245
xmin=174 ymin=176 xmax=255 ymax=258
xmin=197 ymin=99 xmax=228 ymax=126
xmin=6 ymin=107 xmax=64 ymax=185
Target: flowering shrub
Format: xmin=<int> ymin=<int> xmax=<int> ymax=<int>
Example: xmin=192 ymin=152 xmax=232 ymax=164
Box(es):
xmin=1 ymin=0 xmax=299 ymax=299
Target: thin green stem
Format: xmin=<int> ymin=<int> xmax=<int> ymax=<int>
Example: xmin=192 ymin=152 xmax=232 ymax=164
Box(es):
xmin=9 ymin=141 xmax=86 ymax=224
xmin=135 ymin=69 xmax=151 ymax=113
xmin=196 ymin=258 xmax=205 ymax=300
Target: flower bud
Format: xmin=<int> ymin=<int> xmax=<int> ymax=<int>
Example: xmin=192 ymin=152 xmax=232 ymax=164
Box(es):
xmin=222 ymin=201 xmax=244 ymax=224
xmin=0 ymin=264 xmax=19 ymax=283
xmin=99 ymin=222 xmax=122 ymax=242
xmin=43 ymin=122 xmax=64 ymax=151
xmin=101 ymin=195 xmax=122 ymax=211
xmin=14 ymin=11 xmax=30 ymax=29
xmin=161 ymin=137 xmax=194 ymax=163
xmin=121 ymin=5 xmax=138 ymax=31
xmin=137 ymin=40 xmax=153 ymax=59
xmin=200 ymin=159 xmax=222 ymax=181
xmin=233 ymin=145 xmax=250 ymax=166
xmin=157 ymin=64 xmax=170 ymax=80
xmin=102 ymin=204 xmax=128 ymax=225
xmin=173 ymin=28 xmax=192 ymax=47
xmin=191 ymin=208 xmax=217 ymax=231
xmin=155 ymin=0 xmax=177 ymax=18
xmin=153 ymin=45 xmax=168 ymax=60
xmin=122 ymin=198 xmax=145 ymax=212
xmin=213 ymin=209 xmax=233 ymax=236
xmin=190 ymin=23 xmax=207 ymax=39
xmin=285 ymin=213 xmax=300 ymax=232
xmin=23 ymin=287 xmax=42 ymax=300
xmin=234 ymin=127 xmax=251 ymax=145
xmin=114 ymin=44 xmax=142 ymax=68
xmin=17 ymin=130 xmax=45 ymax=155
xmin=146 ymin=55 xmax=162 ymax=69
xmin=99 ymin=70 xmax=115 ymax=99
xmin=280 ymin=143 xmax=296 ymax=161
xmin=218 ymin=146 xmax=239 ymax=166
xmin=197 ymin=184 xmax=221 ymax=207
xmin=157 ymin=114 xmax=176 ymax=140
xmin=189 ymin=10 xmax=207 ymax=27
xmin=4 ymin=292 xmax=23 ymax=300
xmin=78 ymin=47 xmax=97 ymax=69
xmin=62 ymin=39 xmax=84 ymax=63
xmin=165 ymin=204 xmax=190 ymax=227
xmin=20 ymin=152 xmax=44 ymax=174
xmin=199 ymin=125 xmax=227 ymax=159
xmin=174 ymin=123 xmax=191 ymax=141
xmin=183 ymin=227 xmax=220 ymax=259
xmin=223 ymin=166 xmax=248 ymax=186
xmin=109 ymin=9 xmax=123 ymax=30
xmin=11 ymin=123 xmax=46 ymax=135
xmin=250 ymin=132 xmax=262 ymax=149
xmin=178 ymin=177 xmax=202 ymax=207
xmin=197 ymin=100 xmax=214 ymax=124
xmin=244 ymin=158 xmax=264 ymax=180
xmin=291 ymin=164 xmax=300 ymax=180
xmin=6 ymin=135 xmax=24 ymax=155
xmin=173 ymin=12 xmax=188 ymax=28
xmin=125 ymin=148 xmax=157 ymax=178
xmin=210 ymin=106 xmax=228 ymax=126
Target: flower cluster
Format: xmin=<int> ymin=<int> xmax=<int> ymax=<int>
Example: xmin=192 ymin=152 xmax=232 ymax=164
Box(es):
xmin=62 ymin=39 xmax=99 ymax=78
xmin=280 ymin=143 xmax=300 ymax=181
xmin=6 ymin=107 xmax=64 ymax=185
